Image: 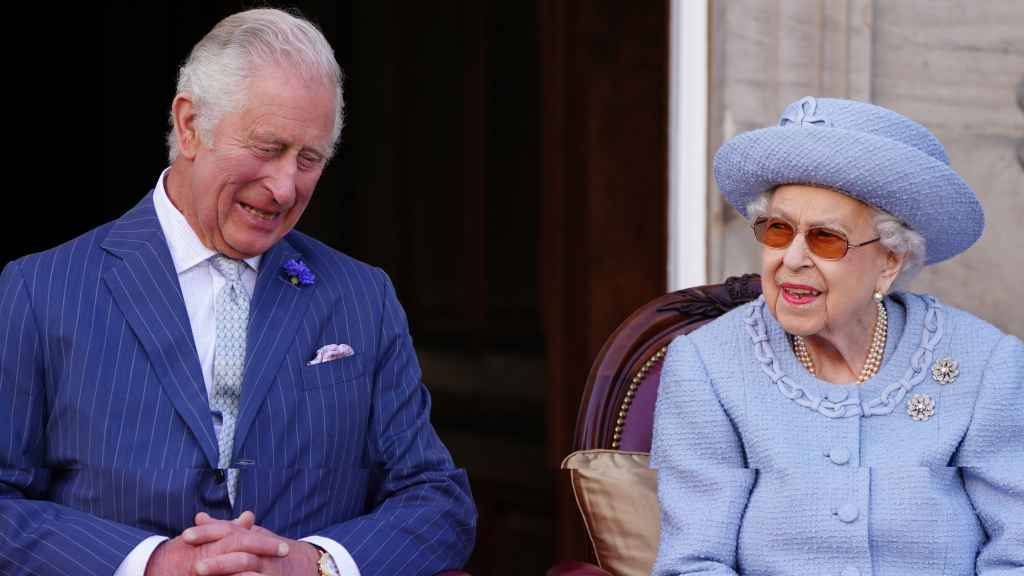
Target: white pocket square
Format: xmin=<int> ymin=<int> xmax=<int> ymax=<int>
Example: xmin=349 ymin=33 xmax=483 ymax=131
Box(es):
xmin=307 ymin=343 xmax=355 ymax=366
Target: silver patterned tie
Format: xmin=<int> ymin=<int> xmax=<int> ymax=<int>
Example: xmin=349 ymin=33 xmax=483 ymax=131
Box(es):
xmin=209 ymin=255 xmax=250 ymax=506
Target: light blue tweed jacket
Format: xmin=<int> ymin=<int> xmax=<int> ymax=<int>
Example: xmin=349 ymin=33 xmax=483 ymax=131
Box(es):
xmin=651 ymin=292 xmax=1023 ymax=576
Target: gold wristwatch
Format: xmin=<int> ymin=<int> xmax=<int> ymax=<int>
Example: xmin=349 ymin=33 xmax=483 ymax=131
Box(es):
xmin=311 ymin=543 xmax=341 ymax=576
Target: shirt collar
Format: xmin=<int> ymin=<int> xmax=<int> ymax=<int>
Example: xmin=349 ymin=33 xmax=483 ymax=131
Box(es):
xmin=153 ymin=167 xmax=262 ymax=275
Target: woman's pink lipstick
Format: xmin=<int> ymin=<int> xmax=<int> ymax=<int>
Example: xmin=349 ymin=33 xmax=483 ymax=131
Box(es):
xmin=780 ymin=283 xmax=822 ymax=306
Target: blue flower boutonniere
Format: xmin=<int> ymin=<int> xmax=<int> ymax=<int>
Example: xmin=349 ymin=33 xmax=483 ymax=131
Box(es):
xmin=281 ymin=259 xmax=316 ymax=287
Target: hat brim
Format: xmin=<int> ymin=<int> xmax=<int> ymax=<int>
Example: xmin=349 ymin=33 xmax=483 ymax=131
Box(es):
xmin=713 ymin=125 xmax=983 ymax=264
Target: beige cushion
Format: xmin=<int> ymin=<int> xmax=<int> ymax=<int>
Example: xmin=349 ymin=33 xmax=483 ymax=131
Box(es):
xmin=561 ymin=449 xmax=659 ymax=576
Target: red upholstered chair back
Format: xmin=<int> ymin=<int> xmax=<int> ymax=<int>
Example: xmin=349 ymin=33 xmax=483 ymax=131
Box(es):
xmin=573 ymin=275 xmax=762 ymax=452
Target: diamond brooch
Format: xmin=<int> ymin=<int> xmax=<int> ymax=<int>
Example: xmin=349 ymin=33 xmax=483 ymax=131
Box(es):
xmin=907 ymin=394 xmax=935 ymax=422
xmin=931 ymin=357 xmax=959 ymax=385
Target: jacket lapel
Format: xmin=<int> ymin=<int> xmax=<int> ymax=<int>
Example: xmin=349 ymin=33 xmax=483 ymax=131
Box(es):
xmin=101 ymin=193 xmax=220 ymax=469
xmin=233 ymin=235 xmax=316 ymax=453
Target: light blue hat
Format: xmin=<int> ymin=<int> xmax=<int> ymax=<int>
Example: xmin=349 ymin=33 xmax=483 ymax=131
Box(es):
xmin=713 ymin=96 xmax=984 ymax=265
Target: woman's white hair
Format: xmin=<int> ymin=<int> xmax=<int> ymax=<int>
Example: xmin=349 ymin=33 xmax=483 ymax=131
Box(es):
xmin=745 ymin=190 xmax=926 ymax=289
xmin=166 ymin=8 xmax=344 ymax=162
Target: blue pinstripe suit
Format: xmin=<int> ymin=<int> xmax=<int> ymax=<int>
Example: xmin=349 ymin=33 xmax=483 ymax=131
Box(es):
xmin=0 ymin=193 xmax=476 ymax=575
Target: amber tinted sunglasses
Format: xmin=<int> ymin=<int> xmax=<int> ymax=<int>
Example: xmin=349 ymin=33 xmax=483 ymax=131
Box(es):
xmin=751 ymin=217 xmax=881 ymax=260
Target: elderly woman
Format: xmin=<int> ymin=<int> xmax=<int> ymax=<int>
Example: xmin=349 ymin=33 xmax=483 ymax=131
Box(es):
xmin=651 ymin=97 xmax=1023 ymax=576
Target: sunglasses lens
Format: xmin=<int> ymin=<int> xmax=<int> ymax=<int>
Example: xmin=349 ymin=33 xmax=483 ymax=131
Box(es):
xmin=807 ymin=228 xmax=848 ymax=259
xmin=755 ymin=218 xmax=795 ymax=248
xmin=754 ymin=218 xmax=852 ymax=259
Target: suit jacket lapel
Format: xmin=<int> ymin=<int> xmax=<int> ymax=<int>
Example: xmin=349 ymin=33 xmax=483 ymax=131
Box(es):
xmin=101 ymin=193 xmax=220 ymax=469
xmin=233 ymin=235 xmax=315 ymax=452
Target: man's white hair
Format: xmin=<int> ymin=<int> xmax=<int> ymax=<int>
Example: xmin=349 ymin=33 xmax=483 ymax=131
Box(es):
xmin=166 ymin=8 xmax=344 ymax=162
xmin=745 ymin=189 xmax=927 ymax=289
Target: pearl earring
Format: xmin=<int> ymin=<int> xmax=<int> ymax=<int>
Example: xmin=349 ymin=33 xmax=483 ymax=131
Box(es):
xmin=873 ymin=290 xmax=884 ymax=302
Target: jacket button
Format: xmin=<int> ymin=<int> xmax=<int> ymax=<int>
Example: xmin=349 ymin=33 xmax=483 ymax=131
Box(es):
xmin=841 ymin=567 xmax=860 ymax=576
xmin=827 ymin=447 xmax=851 ymax=465
xmin=214 ymin=469 xmax=226 ymax=484
xmin=837 ymin=503 xmax=859 ymax=523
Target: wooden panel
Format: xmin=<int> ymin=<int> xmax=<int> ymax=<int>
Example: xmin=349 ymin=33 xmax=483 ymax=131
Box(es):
xmin=540 ymin=0 xmax=669 ymax=562
xmin=341 ymin=5 xmax=549 ymax=572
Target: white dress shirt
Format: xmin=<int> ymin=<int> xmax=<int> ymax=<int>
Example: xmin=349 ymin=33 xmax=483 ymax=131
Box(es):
xmin=114 ymin=169 xmax=359 ymax=576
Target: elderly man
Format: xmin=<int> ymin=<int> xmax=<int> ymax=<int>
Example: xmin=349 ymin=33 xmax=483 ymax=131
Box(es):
xmin=0 ymin=9 xmax=475 ymax=576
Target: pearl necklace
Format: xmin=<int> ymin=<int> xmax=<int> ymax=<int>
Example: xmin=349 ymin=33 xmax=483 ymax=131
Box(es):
xmin=792 ymin=300 xmax=888 ymax=384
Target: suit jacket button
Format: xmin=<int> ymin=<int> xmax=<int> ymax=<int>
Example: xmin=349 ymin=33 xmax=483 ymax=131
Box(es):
xmin=214 ymin=469 xmax=226 ymax=484
xmin=837 ymin=503 xmax=859 ymax=523
xmin=827 ymin=447 xmax=851 ymax=465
